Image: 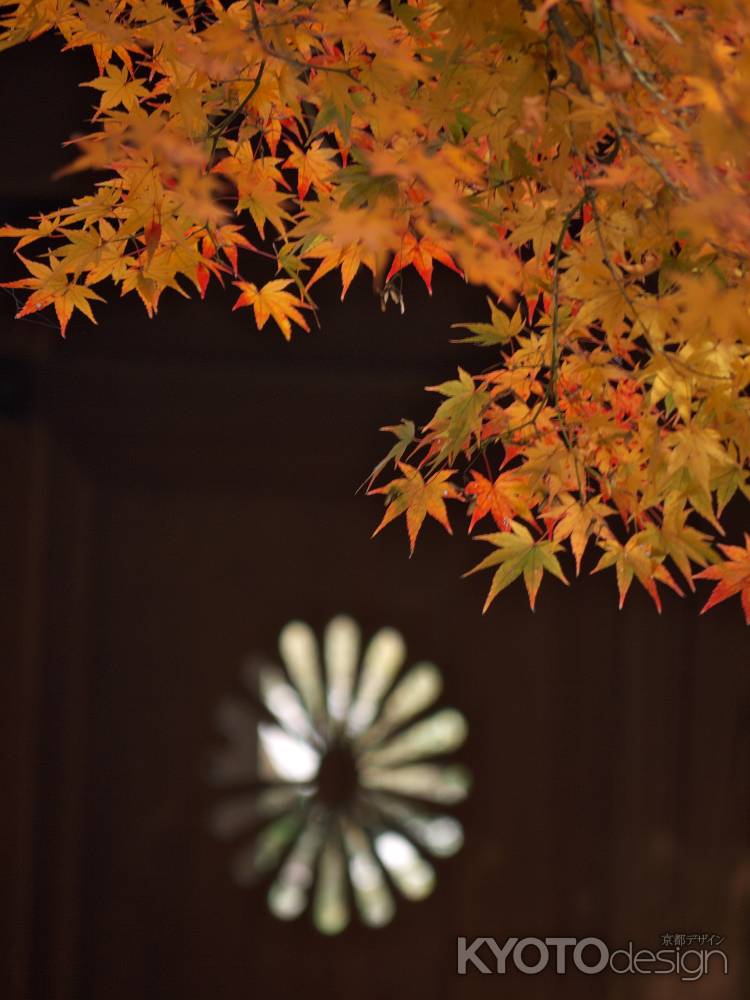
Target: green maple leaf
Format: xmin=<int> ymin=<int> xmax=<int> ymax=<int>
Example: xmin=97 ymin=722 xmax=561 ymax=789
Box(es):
xmin=451 ymin=298 xmax=523 ymax=348
xmin=365 ymin=419 xmax=416 ymax=490
xmin=424 ymin=368 xmax=489 ymax=462
xmin=465 ymin=521 xmax=568 ymax=612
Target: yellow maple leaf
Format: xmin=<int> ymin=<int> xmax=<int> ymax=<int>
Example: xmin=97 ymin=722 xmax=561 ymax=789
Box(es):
xmin=542 ymin=493 xmax=614 ymax=574
xmin=82 ymin=63 xmax=147 ymax=112
xmin=1 ymin=254 xmax=103 ymax=335
xmin=304 ymin=240 xmax=376 ymax=300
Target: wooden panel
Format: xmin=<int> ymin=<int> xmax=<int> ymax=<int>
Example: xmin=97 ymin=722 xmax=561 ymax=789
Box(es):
xmin=4 ymin=353 xmax=745 ymax=1000
xmin=26 ymin=442 xmax=94 ymax=1000
xmin=0 ymin=417 xmax=48 ymax=1000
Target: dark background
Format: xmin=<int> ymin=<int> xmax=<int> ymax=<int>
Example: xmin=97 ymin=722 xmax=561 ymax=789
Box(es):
xmin=2 ymin=35 xmax=749 ymax=1000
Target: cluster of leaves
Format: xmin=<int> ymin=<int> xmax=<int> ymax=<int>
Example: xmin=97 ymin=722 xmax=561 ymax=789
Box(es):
xmin=1 ymin=0 xmax=750 ymax=619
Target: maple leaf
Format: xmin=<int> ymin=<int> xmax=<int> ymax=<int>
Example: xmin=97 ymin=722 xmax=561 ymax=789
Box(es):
xmin=593 ymin=534 xmax=684 ymax=613
xmin=311 ymin=59 xmax=359 ymax=137
xmin=232 ymin=279 xmax=310 ymax=340
xmin=714 ymin=467 xmax=750 ymax=517
xmin=284 ymin=140 xmax=339 ymax=199
xmin=143 ymin=219 xmax=161 ymax=262
xmin=465 ymin=522 xmax=569 ymax=613
xmin=541 ymin=493 xmax=614 ymax=575
xmin=370 ymin=463 xmax=459 ymax=554
xmin=386 ymin=233 xmax=463 ymax=294
xmin=193 ymin=224 xmax=261 ymax=296
xmin=0 ymin=213 xmax=61 ymax=251
xmin=508 ymin=201 xmax=565 ymax=260
xmin=365 ymin=420 xmax=416 ymax=491
xmin=465 ymin=470 xmax=537 ymax=532
xmin=695 ymin=535 xmax=750 ymax=624
xmin=212 ymin=144 xmax=292 ymax=238
xmin=424 ymin=368 xmax=490 ymax=462
xmin=663 ymin=428 xmax=730 ymax=511
xmin=636 ymin=502 xmax=717 ymax=591
xmin=452 ymin=298 xmax=524 ymax=348
xmin=82 ymin=63 xmax=147 ymax=112
xmin=304 ymin=239 xmax=376 ymax=300
xmin=210 ymin=225 xmax=259 ymax=275
xmin=1 ymin=254 xmax=103 ymax=335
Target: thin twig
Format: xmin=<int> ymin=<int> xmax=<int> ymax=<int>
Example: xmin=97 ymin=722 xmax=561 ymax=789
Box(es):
xmin=207 ymin=58 xmax=267 ymax=164
xmin=249 ymin=0 xmax=358 ymax=80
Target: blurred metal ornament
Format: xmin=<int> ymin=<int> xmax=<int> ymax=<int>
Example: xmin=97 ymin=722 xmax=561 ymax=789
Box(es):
xmin=209 ymin=615 xmax=470 ymax=933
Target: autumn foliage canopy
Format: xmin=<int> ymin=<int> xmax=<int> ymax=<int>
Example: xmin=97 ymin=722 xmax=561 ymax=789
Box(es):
xmin=2 ymin=0 xmax=750 ymax=620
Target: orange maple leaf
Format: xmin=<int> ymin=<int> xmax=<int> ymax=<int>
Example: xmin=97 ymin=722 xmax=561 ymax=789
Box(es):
xmin=283 ymin=140 xmax=339 ymax=199
xmin=204 ymin=224 xmax=260 ymax=275
xmin=695 ymin=535 xmax=750 ymax=624
xmin=465 ymin=470 xmax=537 ymax=533
xmin=386 ymin=233 xmax=463 ymax=294
xmin=232 ymin=279 xmax=310 ymax=340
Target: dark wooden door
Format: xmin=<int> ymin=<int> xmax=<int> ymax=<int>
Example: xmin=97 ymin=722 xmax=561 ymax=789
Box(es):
xmin=3 ymin=287 xmax=750 ymax=1000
